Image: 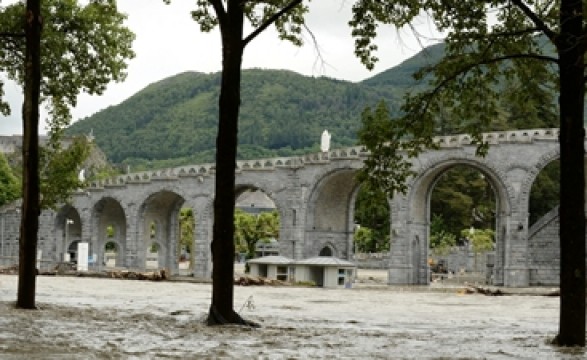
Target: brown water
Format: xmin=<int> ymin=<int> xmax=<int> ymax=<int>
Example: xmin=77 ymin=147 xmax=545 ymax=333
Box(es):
xmin=0 ymin=274 xmax=584 ymax=359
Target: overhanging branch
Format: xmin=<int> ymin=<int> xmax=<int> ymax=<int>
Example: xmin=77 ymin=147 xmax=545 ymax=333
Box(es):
xmin=412 ymin=52 xmax=559 ymax=120
xmin=209 ymin=0 xmax=226 ymax=27
xmin=509 ymin=0 xmax=556 ymax=42
xmin=243 ymin=0 xmax=302 ymax=47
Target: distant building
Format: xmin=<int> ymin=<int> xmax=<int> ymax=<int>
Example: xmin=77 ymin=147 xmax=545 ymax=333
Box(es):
xmin=247 ymin=255 xmax=357 ymax=288
xmin=0 ymin=134 xmax=72 ymax=154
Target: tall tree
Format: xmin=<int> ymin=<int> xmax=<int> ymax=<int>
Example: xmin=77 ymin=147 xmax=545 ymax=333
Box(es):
xmin=18 ymin=0 xmax=42 ymax=310
xmin=350 ymin=0 xmax=585 ymax=346
xmin=171 ymin=0 xmax=307 ymax=325
xmin=0 ymin=0 xmax=134 ymax=309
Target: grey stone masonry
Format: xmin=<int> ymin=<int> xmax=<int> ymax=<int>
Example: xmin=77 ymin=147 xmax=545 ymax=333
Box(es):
xmin=0 ymin=128 xmax=576 ymax=287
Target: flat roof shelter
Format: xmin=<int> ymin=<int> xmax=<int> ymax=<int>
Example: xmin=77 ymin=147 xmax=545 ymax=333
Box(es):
xmin=295 ymin=257 xmax=356 ymax=288
xmin=247 ymin=256 xmax=356 ymax=288
xmin=248 ymin=256 xmax=294 ymax=282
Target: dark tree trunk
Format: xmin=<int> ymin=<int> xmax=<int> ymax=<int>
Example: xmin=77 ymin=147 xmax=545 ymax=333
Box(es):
xmin=17 ymin=0 xmax=42 ymax=309
xmin=555 ymin=0 xmax=586 ymax=347
xmin=206 ymin=0 xmax=255 ymax=326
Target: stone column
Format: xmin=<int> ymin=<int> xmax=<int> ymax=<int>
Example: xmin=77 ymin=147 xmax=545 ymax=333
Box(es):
xmin=125 ymin=204 xmax=139 ymax=270
xmin=387 ymin=195 xmax=414 ymax=285
xmin=276 ymin=179 xmax=307 ymax=260
xmin=502 ymin=212 xmax=530 ymax=287
xmin=191 ymin=196 xmax=212 ymax=279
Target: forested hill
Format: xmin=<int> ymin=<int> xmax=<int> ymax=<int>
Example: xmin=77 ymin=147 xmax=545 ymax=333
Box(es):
xmin=66 ymin=45 xmax=445 ymax=169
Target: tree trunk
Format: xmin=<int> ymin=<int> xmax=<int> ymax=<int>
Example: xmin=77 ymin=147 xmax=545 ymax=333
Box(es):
xmin=17 ymin=0 xmax=42 ymax=309
xmin=207 ymin=1 xmax=255 ymax=326
xmin=555 ymin=0 xmax=586 ymax=346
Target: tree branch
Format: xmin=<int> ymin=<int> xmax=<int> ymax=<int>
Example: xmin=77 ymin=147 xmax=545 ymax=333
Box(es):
xmin=0 ymin=32 xmax=25 ymax=38
xmin=243 ymin=0 xmax=302 ymax=47
xmin=209 ymin=0 xmax=226 ymax=27
xmin=412 ymin=52 xmax=559 ymax=120
xmin=509 ymin=0 xmax=557 ymax=42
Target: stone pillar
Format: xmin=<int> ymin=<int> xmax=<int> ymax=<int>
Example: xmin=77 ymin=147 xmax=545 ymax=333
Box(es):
xmin=387 ymin=197 xmax=413 ymax=285
xmin=277 ymin=185 xmax=307 ymax=260
xmin=166 ymin=210 xmax=180 ymax=275
xmin=192 ymin=196 xmax=212 ymax=279
xmin=125 ymin=205 xmax=139 ymax=270
xmin=502 ymin=213 xmax=530 ymax=287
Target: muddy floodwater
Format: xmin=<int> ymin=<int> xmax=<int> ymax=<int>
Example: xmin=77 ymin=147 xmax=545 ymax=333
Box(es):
xmin=0 ymin=273 xmax=585 ymax=359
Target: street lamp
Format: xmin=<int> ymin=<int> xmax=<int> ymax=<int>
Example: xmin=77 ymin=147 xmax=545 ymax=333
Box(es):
xmin=65 ymin=218 xmax=74 ymax=262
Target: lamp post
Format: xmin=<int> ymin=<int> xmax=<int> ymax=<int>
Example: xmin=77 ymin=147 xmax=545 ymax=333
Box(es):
xmin=65 ymin=218 xmax=74 ymax=262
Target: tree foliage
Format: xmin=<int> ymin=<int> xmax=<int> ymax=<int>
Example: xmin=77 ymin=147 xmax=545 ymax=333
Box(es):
xmin=353 ymin=184 xmax=390 ymax=252
xmin=234 ymin=209 xmax=279 ymax=259
xmin=353 ymin=226 xmax=374 ymax=253
xmin=429 ymin=214 xmax=457 ymax=255
xmin=39 ymin=135 xmax=90 ymax=210
xmin=431 ymin=165 xmax=496 ymax=238
xmin=351 ymin=1 xmax=560 ymax=194
xmin=461 ymin=227 xmax=495 ymax=255
xmin=0 ymin=0 xmax=134 ymax=310
xmin=0 ymin=152 xmax=20 ymax=207
xmin=350 ymin=0 xmax=585 ymax=346
xmin=0 ymin=0 xmax=135 ymax=125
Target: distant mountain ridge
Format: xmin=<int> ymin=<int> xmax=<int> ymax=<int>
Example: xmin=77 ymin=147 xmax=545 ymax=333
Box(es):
xmin=66 ymin=44 xmax=445 ymax=169
xmin=66 ymin=41 xmax=561 ymax=170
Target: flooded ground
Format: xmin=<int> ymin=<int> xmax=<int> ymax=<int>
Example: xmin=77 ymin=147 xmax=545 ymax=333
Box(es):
xmin=0 ymin=273 xmax=584 ymax=359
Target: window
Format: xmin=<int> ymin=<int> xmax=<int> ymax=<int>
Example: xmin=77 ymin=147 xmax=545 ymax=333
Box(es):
xmin=338 ymin=268 xmax=346 ymax=285
xmin=277 ymin=266 xmax=288 ymax=281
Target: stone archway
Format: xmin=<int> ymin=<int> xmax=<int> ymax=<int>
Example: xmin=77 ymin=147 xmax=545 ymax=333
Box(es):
xmin=93 ymin=197 xmax=126 ymax=269
xmin=305 ymin=169 xmax=358 ymax=260
xmin=55 ymin=205 xmax=82 ymax=264
xmin=389 ymin=157 xmax=513 ymax=285
xmin=138 ymin=190 xmax=185 ymax=274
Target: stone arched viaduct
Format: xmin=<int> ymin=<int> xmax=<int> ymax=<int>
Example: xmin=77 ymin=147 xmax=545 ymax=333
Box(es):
xmin=0 ymin=128 xmax=572 ymax=287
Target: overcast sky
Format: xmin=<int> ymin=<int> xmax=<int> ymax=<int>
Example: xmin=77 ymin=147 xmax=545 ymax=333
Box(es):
xmin=0 ymin=0 xmax=441 ymax=136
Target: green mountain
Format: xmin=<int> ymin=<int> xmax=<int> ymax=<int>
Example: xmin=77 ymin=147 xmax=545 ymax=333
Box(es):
xmin=66 ymin=41 xmax=562 ymax=169
xmin=65 ymin=42 xmax=449 ymax=169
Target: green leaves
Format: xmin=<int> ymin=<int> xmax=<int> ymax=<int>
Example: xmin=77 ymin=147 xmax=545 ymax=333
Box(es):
xmin=0 ymin=152 xmax=20 ymax=207
xmin=39 ymin=135 xmax=90 ymax=209
xmin=351 ymin=0 xmax=560 ymax=196
xmin=0 ymin=0 xmax=135 ymax=125
xmin=460 ymin=227 xmax=495 ymax=254
xmin=356 ymin=101 xmax=417 ymax=195
xmin=353 ymin=183 xmax=390 ymax=252
xmin=234 ymin=209 xmax=279 ymax=258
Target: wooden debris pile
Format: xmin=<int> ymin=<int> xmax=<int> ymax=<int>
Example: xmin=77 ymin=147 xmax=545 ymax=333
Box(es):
xmin=107 ymin=269 xmax=168 ymax=281
xmin=234 ymin=275 xmax=289 ymax=286
xmin=0 ymin=265 xmax=17 ymax=275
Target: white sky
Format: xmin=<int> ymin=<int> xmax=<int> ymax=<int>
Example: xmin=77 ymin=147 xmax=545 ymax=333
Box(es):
xmin=0 ymin=0 xmax=441 ymax=136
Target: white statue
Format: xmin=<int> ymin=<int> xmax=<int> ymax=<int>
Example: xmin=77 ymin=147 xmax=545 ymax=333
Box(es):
xmin=78 ymin=168 xmax=86 ymax=182
xmin=320 ymin=129 xmax=331 ymax=152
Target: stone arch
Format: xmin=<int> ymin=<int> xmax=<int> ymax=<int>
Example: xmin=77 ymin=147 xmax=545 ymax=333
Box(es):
xmin=92 ymin=196 xmax=126 ymax=268
xmin=395 ymin=155 xmax=512 ymax=285
xmin=305 ymin=168 xmax=359 ymax=260
xmin=103 ymin=239 xmax=123 ymax=268
xmin=235 ymin=184 xmax=279 ymax=216
xmin=138 ymin=190 xmax=186 ymax=273
xmin=319 ymin=244 xmax=335 ymax=257
xmin=518 ymin=147 xmax=560 ymax=214
xmin=54 ymin=204 xmax=82 ymax=263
